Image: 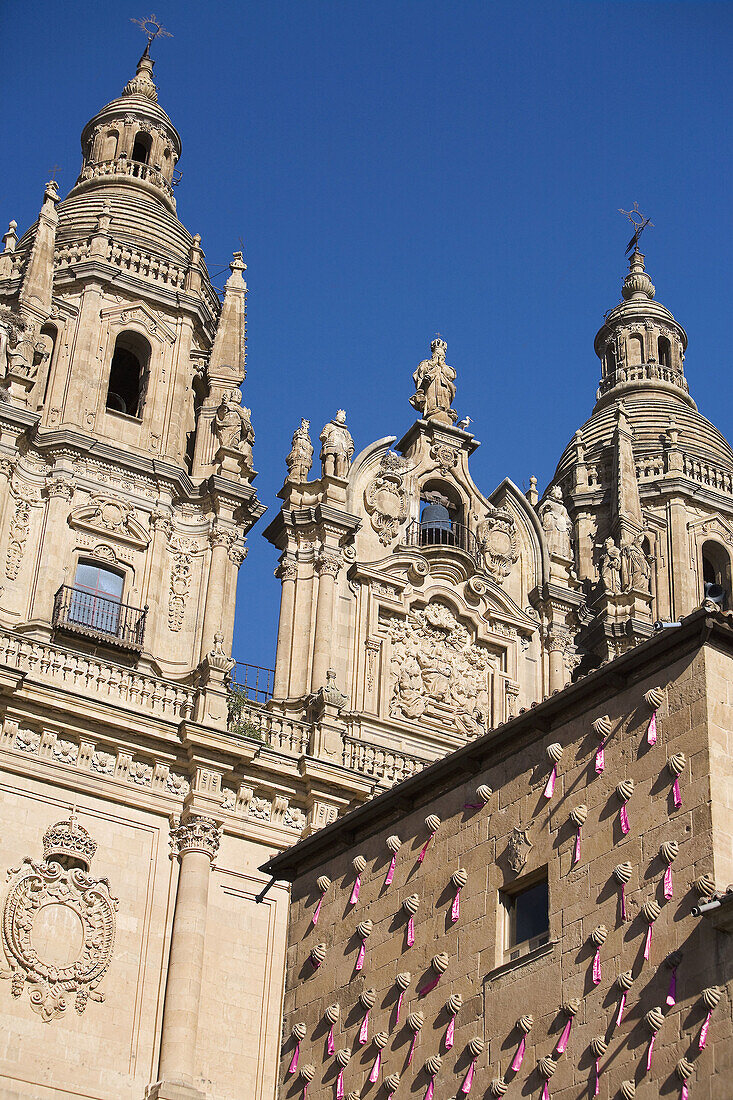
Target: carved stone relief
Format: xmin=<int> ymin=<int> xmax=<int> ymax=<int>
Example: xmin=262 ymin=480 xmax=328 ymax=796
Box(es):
xmin=506 ymin=826 xmax=533 ymax=874
xmin=168 ymin=536 xmax=196 ymax=631
xmin=5 ymin=490 xmax=35 ymax=580
xmin=382 ymin=602 xmax=493 ymax=734
xmin=476 ymin=505 xmax=518 ymax=582
xmin=364 ymin=452 xmax=410 ymax=545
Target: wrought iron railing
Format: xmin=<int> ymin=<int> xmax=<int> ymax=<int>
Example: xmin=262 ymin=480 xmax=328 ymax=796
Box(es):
xmin=52 ymin=585 xmax=147 ymax=652
xmin=403 ymin=519 xmax=480 ymax=565
xmin=230 ymin=661 xmax=274 ymax=704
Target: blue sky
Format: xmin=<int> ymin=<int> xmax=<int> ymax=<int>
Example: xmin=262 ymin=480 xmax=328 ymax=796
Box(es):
xmin=2 ymin=2 xmax=731 ymax=671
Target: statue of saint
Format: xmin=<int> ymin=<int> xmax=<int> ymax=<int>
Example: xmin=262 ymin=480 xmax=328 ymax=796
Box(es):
xmin=410 ymin=338 xmax=457 ymax=425
xmin=213 ymin=390 xmax=255 ymax=468
xmin=539 ymin=485 xmax=573 ymax=558
xmin=600 ymin=537 xmax=622 ymax=594
xmin=621 ymin=531 xmax=651 ymax=593
xmin=286 ymin=418 xmax=314 ymax=483
xmin=319 ymin=410 xmax=354 ymax=478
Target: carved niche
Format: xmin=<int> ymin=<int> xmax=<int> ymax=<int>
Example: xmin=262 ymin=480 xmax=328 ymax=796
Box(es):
xmin=364 ymin=452 xmax=410 ymax=546
xmin=382 ymin=602 xmax=493 ymax=735
xmin=1 ymin=813 xmax=117 ymax=1022
xmin=476 ymin=504 xmax=518 ymax=582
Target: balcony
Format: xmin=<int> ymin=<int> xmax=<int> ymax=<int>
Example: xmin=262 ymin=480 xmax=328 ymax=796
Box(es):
xmin=52 ymin=585 xmax=147 ymax=653
xmin=403 ymin=518 xmax=481 ymax=567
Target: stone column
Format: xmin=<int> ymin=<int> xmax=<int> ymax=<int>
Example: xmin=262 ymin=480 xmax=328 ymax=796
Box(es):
xmin=30 ymin=477 xmax=74 ymax=622
xmin=152 ymin=813 xmax=221 ymax=1100
xmin=547 ymin=625 xmax=569 ymax=694
xmin=310 ymin=550 xmax=340 ymax=694
xmin=273 ymin=559 xmax=297 ymax=699
xmin=199 ymin=527 xmax=230 ymax=662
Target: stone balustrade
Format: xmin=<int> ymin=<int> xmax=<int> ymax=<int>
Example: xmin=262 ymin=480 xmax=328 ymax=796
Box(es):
xmin=75 ymin=158 xmax=175 ymax=201
xmin=341 ymin=734 xmax=431 ymax=787
xmin=598 ymin=362 xmax=689 ymax=396
xmin=228 ymin=696 xmax=312 ymax=755
xmin=682 ymin=455 xmax=733 ymax=494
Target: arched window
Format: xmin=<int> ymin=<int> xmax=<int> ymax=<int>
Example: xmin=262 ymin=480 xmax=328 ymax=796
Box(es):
xmin=658 ymin=335 xmax=672 ymax=368
xmin=702 ymin=540 xmax=731 ymax=608
xmin=131 ymin=132 xmax=152 ymax=164
xmin=101 ymin=129 xmax=119 ymax=161
xmin=627 ymin=334 xmax=644 ymax=366
xmin=39 ymin=322 xmax=58 ymax=407
xmin=605 ymin=343 xmax=617 ymax=376
xmin=106 ymin=331 xmax=151 ymax=418
xmin=69 ymin=561 xmax=124 ymax=635
xmin=418 ymin=483 xmax=464 ymax=547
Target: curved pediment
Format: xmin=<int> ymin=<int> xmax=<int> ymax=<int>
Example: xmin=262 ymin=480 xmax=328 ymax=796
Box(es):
xmin=68 ymin=497 xmax=150 ymax=550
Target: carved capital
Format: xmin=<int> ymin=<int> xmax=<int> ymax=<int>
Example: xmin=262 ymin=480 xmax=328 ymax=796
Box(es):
xmin=46 ymin=476 xmax=74 ymax=500
xmin=169 ymin=813 xmax=222 ymax=862
xmin=316 ymin=551 xmax=341 ymax=577
xmin=276 ymin=559 xmax=298 ymax=582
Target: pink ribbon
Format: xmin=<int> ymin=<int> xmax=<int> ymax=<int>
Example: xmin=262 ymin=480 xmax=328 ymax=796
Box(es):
xmin=288 ymin=1043 xmax=300 ymax=1074
xmin=611 ymin=994 xmax=625 ymax=1025
xmin=312 ymin=896 xmax=323 ymax=925
xmin=619 ymin=804 xmax=630 ymax=835
xmin=542 ymin=1083 xmax=550 ymax=1100
xmin=543 ymin=764 xmax=557 ymax=799
xmin=555 ymin=1016 xmax=573 ymax=1054
xmin=356 ymin=942 xmax=366 ymax=971
xmin=407 ymin=1033 xmax=418 ymax=1065
xmin=595 ymin=743 xmax=605 ymax=774
xmin=395 ymin=991 xmax=404 ymax=1024
xmin=667 ymin=967 xmax=677 ymax=1007
xmin=425 ymin=1079 xmax=435 ymax=1100
xmin=418 ymin=837 xmax=431 ymax=863
xmin=510 ymin=1035 xmax=525 ymax=1071
xmin=460 ymin=1057 xmax=476 ymax=1094
xmin=620 ymin=883 xmax=627 ymax=922
xmin=681 ymin=1085 xmax=689 ymax=1100
xmin=359 ymin=1011 xmax=369 ymax=1045
xmin=616 ymin=992 xmax=627 ymax=1026
xmin=646 ymin=1035 xmax=655 ymax=1071
xmin=644 ymin=923 xmax=653 ymax=961
xmin=594 ymin=1059 xmax=600 ymax=1097
xmin=407 ymin=916 xmax=415 ymax=947
xmin=451 ymin=887 xmax=461 ymax=923
xmin=664 ymin=865 xmax=674 ymax=899
xmin=573 ymin=826 xmax=582 ymax=865
xmin=369 ymin=1052 xmax=381 ymax=1082
xmin=463 ymin=801 xmax=483 ymax=810
xmin=647 ymin=710 xmax=657 ymax=746
xmin=302 ymin=1086 xmax=308 ymax=1100
xmin=592 ymin=947 xmax=602 ymax=985
xmin=327 ymin=1025 xmax=335 ymax=1055
xmin=699 ymin=1010 xmax=712 ymax=1050
xmin=445 ymin=1016 xmax=455 ymax=1050
xmin=336 ymin=1069 xmax=345 ymax=1099
xmin=385 ymin=854 xmax=396 ymax=886
xmin=673 ymin=777 xmax=682 ymax=808
xmin=349 ymin=875 xmax=361 ymax=905
xmin=420 ymin=973 xmax=441 ymax=997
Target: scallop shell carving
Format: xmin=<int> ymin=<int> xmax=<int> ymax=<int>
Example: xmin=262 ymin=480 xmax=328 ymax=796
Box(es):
xmin=402 ymin=894 xmax=420 ymax=915
xmin=396 ymin=971 xmax=412 ymax=990
xmin=668 ymin=752 xmax=686 ymax=776
xmin=591 ymin=924 xmax=608 ymax=946
xmin=310 ymin=943 xmax=327 ymax=965
xmin=620 ymin=1080 xmax=636 ymax=1100
xmin=694 ymin=872 xmax=716 ymax=898
xmin=353 ymin=855 xmax=367 ymax=874
xmin=292 ymin=1022 xmax=307 ymax=1042
xmin=476 ymin=784 xmax=493 ymax=804
xmin=702 ymin=985 xmax=723 ymax=1009
xmin=299 ymin=1064 xmax=316 ymax=1084
xmin=425 ymin=1055 xmax=442 ymax=1076
xmin=642 ymin=899 xmax=661 ymax=923
xmin=407 ymin=1011 xmax=424 ymax=1032
xmin=614 ymin=861 xmax=632 ymax=884
xmin=317 ymin=875 xmax=331 ymax=894
xmin=431 ymin=952 xmax=449 ymax=973
xmin=589 ymin=1036 xmax=608 ymax=1058
xmin=325 ymin=1003 xmax=340 ymax=1023
xmin=538 ymin=1056 xmax=557 ymax=1079
xmin=546 ymin=742 xmax=564 ymax=764
xmin=593 ymin=714 xmax=612 ymax=739
xmin=468 ymin=1037 xmax=485 ymax=1058
xmin=489 ymin=1078 xmax=509 ymax=1096
xmin=335 ymin=1047 xmax=351 ymax=1067
xmin=645 ymin=686 xmax=664 ymax=710
xmin=570 ymin=804 xmax=588 ymax=827
xmin=675 ymin=1057 xmax=694 ymax=1081
xmin=562 ymin=998 xmax=581 ymax=1017
xmin=425 ymin=814 xmax=441 ymax=834
xmin=645 ymin=1006 xmax=664 ymax=1033
xmin=660 ymin=840 xmax=679 ymax=864
xmin=384 ymin=1072 xmax=401 ymax=1092
xmin=357 ymin=919 xmax=373 ymax=939
xmin=452 ymin=868 xmax=468 ymax=890
xmin=374 ymin=1031 xmax=389 ymax=1049
xmin=517 ymin=1013 xmax=534 ymax=1033
xmin=616 ymin=779 xmax=634 ymax=802
xmin=360 ymin=988 xmax=377 ymax=1010
xmin=387 ymin=834 xmax=402 ymax=853
xmin=346 ymin=1093 xmax=360 ymax=1100
xmin=616 ymin=970 xmax=635 ymax=991
xmin=446 ymin=993 xmax=463 ymax=1015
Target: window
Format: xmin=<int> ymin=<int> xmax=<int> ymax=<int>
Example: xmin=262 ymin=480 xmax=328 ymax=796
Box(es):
xmin=605 ymin=343 xmax=616 ymax=375
xmin=658 ymin=335 xmax=672 ymax=368
xmin=131 ymin=131 xmax=152 ymax=164
xmin=100 ymin=129 xmax=119 ymax=161
xmin=702 ymin=540 xmax=731 ymax=608
xmin=69 ymin=562 xmax=124 ymax=637
xmin=627 ymin=333 xmax=644 ymax=366
xmin=502 ymin=872 xmax=549 ymax=960
xmin=106 ymin=331 xmax=150 ymax=418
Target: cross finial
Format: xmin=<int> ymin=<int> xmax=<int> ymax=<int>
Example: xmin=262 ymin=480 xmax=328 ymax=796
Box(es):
xmin=48 ymin=164 xmax=61 ymax=181
xmin=131 ymin=13 xmax=173 ymax=46
xmin=618 ymin=202 xmax=654 ymax=256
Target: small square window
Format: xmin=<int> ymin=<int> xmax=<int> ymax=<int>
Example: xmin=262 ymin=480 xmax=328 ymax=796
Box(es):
xmin=502 ymin=872 xmax=549 ymax=961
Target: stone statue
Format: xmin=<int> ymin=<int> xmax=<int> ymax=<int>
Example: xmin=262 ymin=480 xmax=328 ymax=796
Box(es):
xmin=319 ymin=410 xmax=354 ymax=478
xmin=286 ymin=418 xmax=313 ymax=483
xmin=600 ymin=537 xmax=622 ymax=594
xmin=621 ymin=532 xmax=651 ymax=593
xmin=410 ymin=338 xmax=457 ymax=426
xmin=213 ymin=390 xmax=254 ymax=468
xmin=539 ymin=485 xmax=573 ymax=558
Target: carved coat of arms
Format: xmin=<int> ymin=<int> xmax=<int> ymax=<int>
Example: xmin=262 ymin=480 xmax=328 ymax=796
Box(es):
xmin=364 ymin=452 xmax=410 ymax=545
xmin=506 ymin=826 xmax=533 ymax=874
xmin=477 ymin=504 xmax=519 ymax=582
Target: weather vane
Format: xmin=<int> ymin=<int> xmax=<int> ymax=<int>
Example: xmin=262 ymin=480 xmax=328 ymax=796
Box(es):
xmin=619 ymin=202 xmax=653 ymax=256
xmin=131 ymin=13 xmax=173 ymax=45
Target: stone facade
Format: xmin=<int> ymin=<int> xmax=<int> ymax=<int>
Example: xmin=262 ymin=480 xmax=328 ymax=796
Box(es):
xmin=266 ymin=609 xmax=733 ymax=1100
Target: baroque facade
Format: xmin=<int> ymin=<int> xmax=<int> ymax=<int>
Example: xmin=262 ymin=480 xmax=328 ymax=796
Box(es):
xmin=0 ymin=37 xmax=732 ymax=1100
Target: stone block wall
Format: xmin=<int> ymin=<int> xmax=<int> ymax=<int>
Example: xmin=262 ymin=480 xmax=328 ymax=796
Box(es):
xmin=277 ymin=629 xmax=733 ymax=1100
